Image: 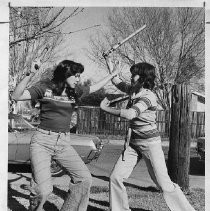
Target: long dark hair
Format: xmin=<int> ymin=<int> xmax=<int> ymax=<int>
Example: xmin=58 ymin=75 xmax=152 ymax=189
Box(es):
xmin=130 ymin=62 xmax=156 ymax=93
xmin=51 ymin=60 xmax=84 ymax=100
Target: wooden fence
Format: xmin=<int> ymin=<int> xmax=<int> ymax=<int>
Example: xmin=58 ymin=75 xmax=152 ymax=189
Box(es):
xmin=76 ymin=106 xmax=205 ymax=139
xmin=191 ymin=111 xmax=205 ymax=139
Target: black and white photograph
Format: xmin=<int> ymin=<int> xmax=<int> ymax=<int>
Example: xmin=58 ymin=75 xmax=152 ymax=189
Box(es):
xmin=0 ymin=0 xmax=209 ymax=211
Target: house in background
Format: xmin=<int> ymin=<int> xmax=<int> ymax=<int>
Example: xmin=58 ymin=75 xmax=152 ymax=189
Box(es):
xmin=191 ymin=91 xmax=205 ymax=112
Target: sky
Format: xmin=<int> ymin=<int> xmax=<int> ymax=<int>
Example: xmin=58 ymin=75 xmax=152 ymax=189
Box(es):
xmin=59 ymin=7 xmax=113 ymax=82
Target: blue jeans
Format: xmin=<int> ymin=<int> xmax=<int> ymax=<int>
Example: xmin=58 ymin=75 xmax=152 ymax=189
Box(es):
xmin=30 ymin=128 xmax=92 ymax=211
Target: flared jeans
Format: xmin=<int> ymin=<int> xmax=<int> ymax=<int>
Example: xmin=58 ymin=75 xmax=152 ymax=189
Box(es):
xmin=109 ymin=139 xmax=195 ymax=211
xmin=29 ymin=128 xmax=92 ymax=211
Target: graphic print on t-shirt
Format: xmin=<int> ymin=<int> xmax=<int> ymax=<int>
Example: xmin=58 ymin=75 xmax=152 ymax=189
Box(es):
xmin=43 ymin=89 xmax=76 ymax=104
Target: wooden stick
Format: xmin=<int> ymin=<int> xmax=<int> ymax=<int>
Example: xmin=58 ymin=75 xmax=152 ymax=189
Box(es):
xmin=103 ymin=24 xmax=146 ymax=57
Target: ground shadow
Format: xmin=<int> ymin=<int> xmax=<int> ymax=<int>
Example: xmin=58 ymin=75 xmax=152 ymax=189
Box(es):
xmin=8 ymin=174 xmax=61 ymax=211
xmin=90 ymin=198 xmax=109 ymax=207
xmin=131 ymin=208 xmax=153 ymax=211
xmin=87 ymin=205 xmax=105 ymax=211
xmin=91 ymin=174 xmax=159 ymax=193
xmin=53 ymin=185 xmax=110 ymax=209
xmin=43 ymin=201 xmax=59 ymax=211
xmin=8 ymin=173 xmax=158 ymax=211
xmin=52 ymin=186 xmax=68 ymax=200
xmin=91 ymin=174 xmax=109 ymax=182
xmin=8 ymin=174 xmax=30 ymax=211
xmin=88 ymin=199 xmax=152 ymax=211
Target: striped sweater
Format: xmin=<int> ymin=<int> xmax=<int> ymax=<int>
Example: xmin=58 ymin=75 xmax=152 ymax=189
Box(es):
xmin=128 ymin=89 xmax=160 ymax=144
xmin=113 ymin=77 xmax=160 ymax=144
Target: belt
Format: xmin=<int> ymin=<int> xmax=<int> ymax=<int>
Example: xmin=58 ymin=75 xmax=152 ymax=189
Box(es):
xmin=37 ymin=127 xmax=70 ymax=135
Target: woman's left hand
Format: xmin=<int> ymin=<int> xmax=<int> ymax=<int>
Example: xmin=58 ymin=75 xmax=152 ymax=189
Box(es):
xmin=100 ymin=97 xmax=110 ymax=110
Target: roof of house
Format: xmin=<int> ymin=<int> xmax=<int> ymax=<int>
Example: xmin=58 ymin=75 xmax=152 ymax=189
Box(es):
xmin=192 ymin=91 xmax=205 ymax=104
xmin=192 ymin=91 xmax=205 ymax=98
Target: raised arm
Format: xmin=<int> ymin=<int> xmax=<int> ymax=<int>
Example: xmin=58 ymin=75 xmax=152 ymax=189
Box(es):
xmin=105 ymin=57 xmax=131 ymax=94
xmin=12 ymin=60 xmax=40 ymax=101
xmin=79 ymin=65 xmax=120 ymax=101
xmin=89 ymin=71 xmax=118 ymax=94
xmin=12 ymin=74 xmax=34 ymax=101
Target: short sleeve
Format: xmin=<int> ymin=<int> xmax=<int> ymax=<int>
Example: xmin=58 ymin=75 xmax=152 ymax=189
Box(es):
xmin=27 ymin=82 xmax=47 ymax=100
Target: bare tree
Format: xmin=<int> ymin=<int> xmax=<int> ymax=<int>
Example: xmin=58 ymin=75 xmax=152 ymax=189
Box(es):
xmin=9 ymin=7 xmax=85 ymax=48
xmin=9 ymin=7 xmax=100 ymax=114
xmin=9 ymin=7 xmax=101 ymax=90
xmin=9 ymin=7 xmax=85 ymax=90
xmin=88 ymin=7 xmax=205 ymax=109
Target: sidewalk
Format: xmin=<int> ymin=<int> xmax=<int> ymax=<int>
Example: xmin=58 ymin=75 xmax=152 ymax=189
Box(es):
xmin=107 ymin=139 xmax=197 ymax=148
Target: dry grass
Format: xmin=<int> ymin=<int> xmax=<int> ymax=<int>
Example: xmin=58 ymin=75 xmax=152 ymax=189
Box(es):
xmin=7 ymin=179 xmax=204 ymax=211
xmin=89 ymin=185 xmax=205 ymax=211
xmin=8 ymin=144 xmax=204 ymax=211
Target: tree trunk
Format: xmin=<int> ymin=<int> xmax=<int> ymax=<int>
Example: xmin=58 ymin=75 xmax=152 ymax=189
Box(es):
xmin=167 ymin=84 xmax=191 ymax=191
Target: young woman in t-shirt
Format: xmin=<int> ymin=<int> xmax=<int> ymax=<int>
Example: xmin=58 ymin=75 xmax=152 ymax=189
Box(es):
xmin=12 ymin=60 xmax=118 ymax=211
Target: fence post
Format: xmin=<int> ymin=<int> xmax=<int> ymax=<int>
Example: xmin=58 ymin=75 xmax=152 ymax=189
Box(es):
xmin=167 ymin=84 xmax=191 ymax=191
